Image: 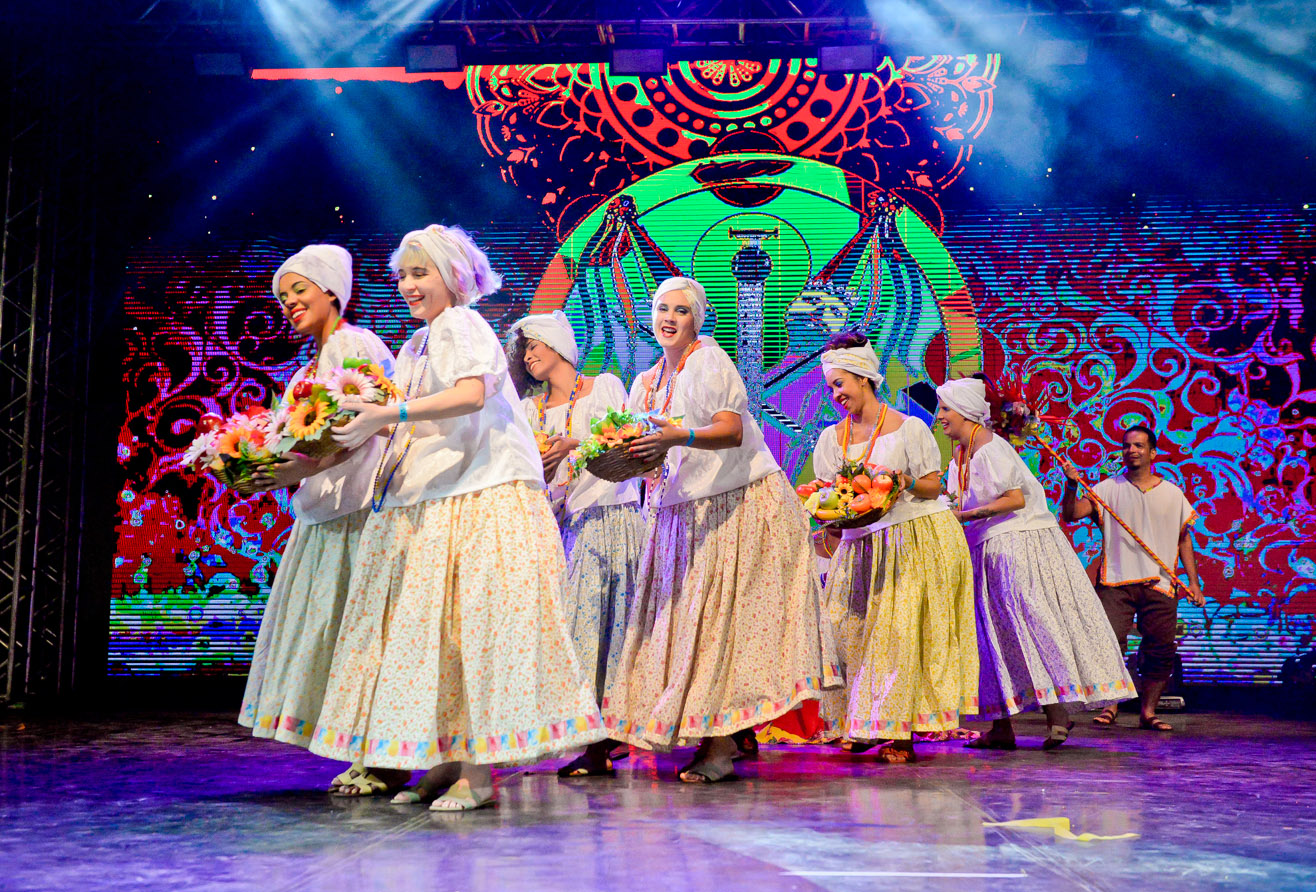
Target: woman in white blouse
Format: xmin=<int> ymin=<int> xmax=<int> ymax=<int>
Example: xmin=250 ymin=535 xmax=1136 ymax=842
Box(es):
xmin=812 ymin=331 xmax=977 ymax=763
xmin=601 ymin=276 xmax=840 ymax=784
xmin=506 ymin=310 xmax=645 ymax=778
xmin=236 ymin=245 xmax=396 ymax=795
xmin=308 ymin=225 xmax=604 ymax=811
xmin=938 ymin=377 xmax=1135 ymax=750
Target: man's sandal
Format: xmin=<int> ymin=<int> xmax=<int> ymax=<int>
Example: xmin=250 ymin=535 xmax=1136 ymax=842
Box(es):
xmin=1139 ymin=716 xmax=1173 ymax=732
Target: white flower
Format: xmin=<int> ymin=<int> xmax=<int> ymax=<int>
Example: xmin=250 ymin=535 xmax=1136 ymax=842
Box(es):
xmin=180 ymin=429 xmax=219 ymax=468
xmin=326 ymin=368 xmax=381 ymax=405
xmin=262 ymin=403 xmax=291 ymax=441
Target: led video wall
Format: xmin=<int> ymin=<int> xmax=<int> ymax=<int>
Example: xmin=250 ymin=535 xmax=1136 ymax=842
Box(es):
xmin=112 ymin=57 xmax=1315 ymax=683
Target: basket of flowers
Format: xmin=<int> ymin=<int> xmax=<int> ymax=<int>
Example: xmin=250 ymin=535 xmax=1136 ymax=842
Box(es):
xmin=180 ymin=408 xmax=284 ymax=487
xmin=564 ymin=408 xmax=672 ymax=483
xmin=277 ymin=358 xmax=403 ymax=460
xmin=797 ymin=460 xmax=904 ymax=529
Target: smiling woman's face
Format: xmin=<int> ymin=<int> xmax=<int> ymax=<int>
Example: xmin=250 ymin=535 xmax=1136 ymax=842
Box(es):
xmin=277 ymin=273 xmax=337 ymax=337
xmin=652 ymin=289 xmax=699 ymax=349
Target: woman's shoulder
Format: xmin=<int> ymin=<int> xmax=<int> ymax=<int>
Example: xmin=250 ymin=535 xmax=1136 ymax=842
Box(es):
xmin=688 ymin=336 xmax=733 ymax=370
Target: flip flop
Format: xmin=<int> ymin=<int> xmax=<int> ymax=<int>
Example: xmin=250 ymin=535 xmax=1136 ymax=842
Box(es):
xmin=1139 ymin=716 xmax=1173 ymax=732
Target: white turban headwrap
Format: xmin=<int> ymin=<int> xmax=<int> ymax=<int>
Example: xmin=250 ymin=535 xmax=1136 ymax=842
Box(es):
xmin=936 ymin=378 xmax=991 ymax=425
xmin=652 ymin=276 xmax=707 ymax=332
xmin=272 ymin=244 xmax=353 ymax=310
xmin=395 ymin=224 xmax=502 ymax=306
xmin=509 ymin=310 xmax=579 ymax=367
xmin=821 ymin=344 xmax=885 ymax=391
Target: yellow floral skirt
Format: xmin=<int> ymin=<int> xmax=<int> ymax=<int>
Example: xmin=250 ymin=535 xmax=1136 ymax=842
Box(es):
xmin=819 ymin=509 xmax=979 ymax=741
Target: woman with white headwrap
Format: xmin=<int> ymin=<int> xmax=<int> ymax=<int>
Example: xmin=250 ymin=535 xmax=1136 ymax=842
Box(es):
xmin=811 ymin=331 xmax=976 ymax=764
xmin=938 ymin=376 xmax=1135 ymax=750
xmin=601 ymin=276 xmax=841 ymax=784
xmin=236 ymin=245 xmax=399 ymax=795
xmin=308 ymin=225 xmax=604 ymax=811
xmin=505 ymin=310 xmax=645 ymax=778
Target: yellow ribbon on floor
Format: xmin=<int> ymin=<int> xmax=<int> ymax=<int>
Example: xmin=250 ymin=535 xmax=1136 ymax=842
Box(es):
xmin=983 ymin=817 xmax=1139 ymax=842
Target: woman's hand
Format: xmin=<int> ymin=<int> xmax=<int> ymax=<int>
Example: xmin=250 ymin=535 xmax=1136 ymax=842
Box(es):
xmin=332 ymin=400 xmax=395 ymax=451
xmin=541 ymin=435 xmax=579 ymax=480
xmin=627 ymin=416 xmax=686 ymax=463
xmin=254 ymin=454 xmax=321 ymax=491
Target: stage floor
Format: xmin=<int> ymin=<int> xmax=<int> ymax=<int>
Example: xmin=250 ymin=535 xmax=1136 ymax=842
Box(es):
xmin=2 ymin=710 xmax=1313 ymax=891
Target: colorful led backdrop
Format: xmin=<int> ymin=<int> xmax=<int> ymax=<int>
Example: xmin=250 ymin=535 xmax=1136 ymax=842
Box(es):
xmin=112 ymin=57 xmax=1315 ymax=683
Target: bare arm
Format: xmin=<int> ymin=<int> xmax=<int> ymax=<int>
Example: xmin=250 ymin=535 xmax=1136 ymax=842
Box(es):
xmin=331 ymin=377 xmax=487 ymax=451
xmin=900 ymin=470 xmax=943 ymax=501
xmin=1058 ymin=456 xmax=1096 ymax=523
xmin=956 ymin=488 xmax=1025 ymax=522
xmin=628 ymin=410 xmax=743 ymax=462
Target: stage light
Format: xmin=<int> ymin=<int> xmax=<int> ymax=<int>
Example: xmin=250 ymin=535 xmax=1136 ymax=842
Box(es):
xmin=406 ymin=44 xmax=461 ymax=72
xmin=611 ymin=48 xmax=667 ymax=77
xmin=819 ymin=44 xmax=878 ymax=73
xmin=194 ymin=53 xmax=246 ymax=76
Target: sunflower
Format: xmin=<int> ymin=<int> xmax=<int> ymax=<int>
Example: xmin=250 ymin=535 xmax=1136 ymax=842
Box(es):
xmin=287 ymin=399 xmax=334 ymax=439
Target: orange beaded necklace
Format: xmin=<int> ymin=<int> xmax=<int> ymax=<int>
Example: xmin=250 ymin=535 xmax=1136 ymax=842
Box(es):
xmin=643 ymin=340 xmax=701 ymax=415
xmin=956 ymin=424 xmax=983 ymax=500
xmin=839 ymin=403 xmax=889 ymax=465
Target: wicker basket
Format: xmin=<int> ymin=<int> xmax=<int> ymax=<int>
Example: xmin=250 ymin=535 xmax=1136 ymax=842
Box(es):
xmin=289 ymin=418 xmax=350 ymax=460
xmin=585 ymin=447 xmax=665 ymax=483
xmin=824 ymin=505 xmax=893 ymax=530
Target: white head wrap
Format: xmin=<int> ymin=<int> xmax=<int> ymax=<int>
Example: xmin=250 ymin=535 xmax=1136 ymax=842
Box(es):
xmin=272 ymin=244 xmax=353 ymax=310
xmin=394 ymin=224 xmax=502 ymax=306
xmin=936 ymin=378 xmax=991 ymax=425
xmin=821 ymin=343 xmax=885 ymax=390
xmin=652 ymin=276 xmax=707 ymax=332
xmin=509 ymin=310 xmax=579 ymax=367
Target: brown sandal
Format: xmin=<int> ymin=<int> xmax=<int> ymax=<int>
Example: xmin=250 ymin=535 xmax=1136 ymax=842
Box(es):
xmin=1091 ymin=709 xmax=1118 ymax=726
xmin=876 ymin=743 xmax=917 ymax=764
xmin=1139 ymin=715 xmax=1173 ymax=732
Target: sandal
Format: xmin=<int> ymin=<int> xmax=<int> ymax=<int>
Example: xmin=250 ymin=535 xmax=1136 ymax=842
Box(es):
xmin=1139 ymin=715 xmax=1173 ymax=732
xmin=1091 ymin=709 xmax=1119 ymax=727
xmin=840 ymin=739 xmax=876 ymax=754
xmin=965 ymin=734 xmax=1017 ymax=751
xmin=1042 ymin=721 xmax=1075 ymax=752
xmin=331 ymin=768 xmax=407 ymax=798
xmin=731 ymin=728 xmax=759 ymax=761
xmin=430 ymin=780 xmax=496 ymax=812
xmin=676 ymin=739 xmax=713 ymax=779
xmin=876 ymin=743 xmax=917 ymax=764
xmin=557 ymin=753 xmax=616 ymax=778
xmin=679 ymin=764 xmax=740 ymax=784
xmin=327 ymin=763 xmax=363 ymax=793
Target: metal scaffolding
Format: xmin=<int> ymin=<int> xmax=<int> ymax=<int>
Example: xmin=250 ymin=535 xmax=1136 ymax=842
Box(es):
xmin=0 ymin=25 xmax=97 ymax=705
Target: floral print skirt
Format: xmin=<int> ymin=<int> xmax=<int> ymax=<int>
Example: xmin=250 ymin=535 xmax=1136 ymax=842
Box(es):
xmin=602 ymin=471 xmax=842 ymax=749
xmin=819 ymin=509 xmax=979 ymax=741
xmin=309 ymin=482 xmax=605 ymax=769
xmin=970 ymin=526 xmax=1137 ymax=719
xmin=238 ymin=508 xmax=370 ymax=747
xmin=560 ymin=503 xmax=646 ymax=704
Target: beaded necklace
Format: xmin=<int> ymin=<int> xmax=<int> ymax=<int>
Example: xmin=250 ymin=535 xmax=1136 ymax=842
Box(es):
xmin=956 ymin=424 xmax=983 ymax=500
xmin=370 ymin=330 xmax=430 ymax=512
xmin=536 ymin=374 xmax=584 ymax=436
xmin=839 ymin=403 xmax=889 ymax=466
xmin=643 ymin=340 xmax=701 ymax=415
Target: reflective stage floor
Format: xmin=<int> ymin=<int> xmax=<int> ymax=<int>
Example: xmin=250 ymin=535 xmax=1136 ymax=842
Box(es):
xmin=2 ymin=711 xmax=1313 ymax=891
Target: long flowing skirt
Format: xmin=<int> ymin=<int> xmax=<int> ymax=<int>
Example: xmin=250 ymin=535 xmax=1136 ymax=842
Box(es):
xmin=819 ymin=509 xmax=979 ymax=741
xmin=602 ymin=471 xmax=842 ymax=749
xmin=970 ymin=526 xmax=1137 ymax=719
xmin=560 ymin=503 xmax=647 ymax=703
xmin=238 ymin=508 xmax=369 ymax=747
xmin=308 ymin=482 xmax=605 ymax=768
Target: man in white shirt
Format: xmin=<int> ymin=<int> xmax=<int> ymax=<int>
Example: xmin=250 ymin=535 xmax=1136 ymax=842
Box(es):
xmin=1060 ymin=424 xmax=1205 ymax=732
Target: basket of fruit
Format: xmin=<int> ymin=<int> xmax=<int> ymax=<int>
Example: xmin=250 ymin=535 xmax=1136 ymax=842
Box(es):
xmin=797 ymin=460 xmax=903 ymax=529
xmin=565 ymin=408 xmax=672 ymax=483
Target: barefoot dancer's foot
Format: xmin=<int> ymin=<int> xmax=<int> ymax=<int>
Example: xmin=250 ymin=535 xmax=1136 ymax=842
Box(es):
xmin=679 ymin=736 xmax=738 ymax=784
xmin=392 ymin=763 xmax=462 ymax=804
